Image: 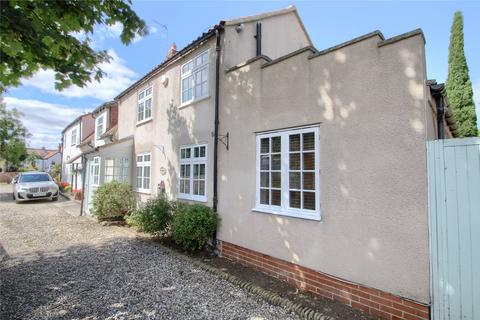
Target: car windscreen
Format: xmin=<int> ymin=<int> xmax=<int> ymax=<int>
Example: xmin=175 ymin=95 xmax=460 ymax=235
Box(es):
xmin=19 ymin=174 xmax=50 ymax=183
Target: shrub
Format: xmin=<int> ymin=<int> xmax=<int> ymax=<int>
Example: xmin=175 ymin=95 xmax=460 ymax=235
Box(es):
xmin=131 ymin=197 xmax=173 ymax=236
xmin=92 ymin=181 xmax=136 ymax=220
xmin=171 ymin=203 xmax=219 ymax=251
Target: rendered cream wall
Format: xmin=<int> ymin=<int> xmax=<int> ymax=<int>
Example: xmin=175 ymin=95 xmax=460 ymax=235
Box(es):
xmin=217 ymin=34 xmax=430 ymax=303
xmin=223 ymin=12 xmax=311 ymax=69
xmin=117 ymin=41 xmax=216 ymax=205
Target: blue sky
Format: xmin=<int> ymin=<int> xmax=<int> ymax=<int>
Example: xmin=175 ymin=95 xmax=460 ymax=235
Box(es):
xmin=5 ymin=1 xmax=480 ymax=149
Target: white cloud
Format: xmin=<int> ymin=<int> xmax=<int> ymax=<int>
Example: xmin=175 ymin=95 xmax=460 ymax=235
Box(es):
xmin=150 ymin=26 xmax=158 ymax=34
xmin=4 ymin=97 xmax=88 ymax=149
xmin=21 ymin=49 xmax=137 ymax=101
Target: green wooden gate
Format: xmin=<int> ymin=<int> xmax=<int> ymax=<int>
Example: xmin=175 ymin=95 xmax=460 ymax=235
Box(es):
xmin=427 ymin=137 xmax=480 ymax=320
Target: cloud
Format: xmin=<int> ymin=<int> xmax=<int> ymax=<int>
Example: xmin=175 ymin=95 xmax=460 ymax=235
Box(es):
xmin=21 ymin=49 xmax=137 ymax=101
xmin=4 ymin=97 xmax=88 ymax=149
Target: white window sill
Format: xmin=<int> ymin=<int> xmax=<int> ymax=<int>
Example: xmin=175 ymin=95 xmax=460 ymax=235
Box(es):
xmin=136 ymin=117 xmax=153 ymax=126
xmin=178 ymin=193 xmax=207 ymax=203
xmin=179 ymin=95 xmax=210 ymax=109
xmin=252 ymin=206 xmax=321 ymax=221
xmin=135 ymin=189 xmax=151 ymax=195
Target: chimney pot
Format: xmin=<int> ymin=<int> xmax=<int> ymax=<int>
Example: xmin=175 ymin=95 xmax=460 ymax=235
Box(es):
xmin=166 ymin=43 xmax=177 ymax=59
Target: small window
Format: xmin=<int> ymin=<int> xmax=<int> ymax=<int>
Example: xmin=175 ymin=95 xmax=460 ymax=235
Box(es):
xmin=71 ymin=128 xmax=77 ymax=146
xmin=178 ymin=144 xmax=207 ymax=202
xmin=104 ymin=157 xmax=129 ymax=183
xmin=137 ymin=86 xmax=153 ymax=123
xmin=96 ymin=114 xmax=105 ymax=140
xmin=255 ymin=127 xmax=320 ymax=220
xmin=136 ymin=153 xmax=151 ymax=192
xmin=181 ymin=50 xmax=209 ymax=105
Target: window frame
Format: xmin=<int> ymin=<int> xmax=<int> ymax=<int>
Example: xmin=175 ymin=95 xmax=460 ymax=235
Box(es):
xmin=71 ymin=128 xmax=77 ymax=146
xmin=91 ymin=156 xmax=101 ymax=186
xmin=180 ymin=49 xmax=210 ymax=106
xmin=178 ymin=144 xmax=207 ymax=202
xmin=96 ymin=114 xmax=106 ymax=140
xmin=137 ymin=86 xmax=153 ymax=124
xmin=254 ymin=126 xmax=321 ymax=221
xmin=135 ymin=153 xmax=151 ymax=193
xmin=104 ymin=157 xmax=129 ymax=183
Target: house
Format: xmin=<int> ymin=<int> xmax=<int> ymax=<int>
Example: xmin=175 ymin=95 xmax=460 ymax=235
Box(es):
xmin=77 ymin=6 xmax=458 ymax=320
xmin=61 ymin=112 xmax=95 ymax=190
xmin=26 ymin=147 xmax=61 ymax=172
xmin=81 ymin=101 xmax=126 ymax=213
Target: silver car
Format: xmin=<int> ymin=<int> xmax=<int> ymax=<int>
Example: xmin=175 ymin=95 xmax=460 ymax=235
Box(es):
xmin=11 ymin=172 xmax=59 ymax=203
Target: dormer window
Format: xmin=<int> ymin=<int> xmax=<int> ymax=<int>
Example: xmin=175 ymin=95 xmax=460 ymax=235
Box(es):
xmin=137 ymin=86 xmax=152 ymax=124
xmin=181 ymin=50 xmax=209 ymax=105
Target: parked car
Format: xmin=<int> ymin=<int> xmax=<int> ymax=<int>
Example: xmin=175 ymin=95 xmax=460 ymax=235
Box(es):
xmin=11 ymin=172 xmax=59 ymax=203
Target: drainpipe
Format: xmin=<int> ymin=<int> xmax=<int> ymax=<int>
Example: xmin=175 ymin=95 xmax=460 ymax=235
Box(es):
xmin=213 ymin=29 xmax=221 ymax=213
xmin=255 ymin=22 xmax=262 ymax=56
xmin=430 ymin=83 xmax=445 ymax=139
xmin=79 ymin=154 xmax=86 ymax=216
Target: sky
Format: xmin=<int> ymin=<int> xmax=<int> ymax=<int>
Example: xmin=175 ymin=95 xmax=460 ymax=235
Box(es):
xmin=4 ymin=1 xmax=480 ymax=149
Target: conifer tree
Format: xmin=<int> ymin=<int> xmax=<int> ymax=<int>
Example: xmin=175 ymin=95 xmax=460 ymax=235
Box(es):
xmin=446 ymin=11 xmax=477 ymax=137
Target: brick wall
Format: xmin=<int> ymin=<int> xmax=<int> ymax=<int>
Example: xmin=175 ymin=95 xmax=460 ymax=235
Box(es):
xmin=219 ymin=240 xmax=429 ymax=320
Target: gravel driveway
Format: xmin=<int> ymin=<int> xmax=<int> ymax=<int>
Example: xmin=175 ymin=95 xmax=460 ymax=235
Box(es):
xmin=0 ymin=184 xmax=299 ymax=320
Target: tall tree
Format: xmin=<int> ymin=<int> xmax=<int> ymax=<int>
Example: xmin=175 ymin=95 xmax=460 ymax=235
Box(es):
xmin=445 ymin=11 xmax=478 ymax=137
xmin=0 ymin=98 xmax=29 ymax=170
xmin=0 ymin=0 xmax=147 ymax=93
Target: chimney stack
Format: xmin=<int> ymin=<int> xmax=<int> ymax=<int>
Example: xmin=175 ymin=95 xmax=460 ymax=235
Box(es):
xmin=166 ymin=43 xmax=177 ymax=59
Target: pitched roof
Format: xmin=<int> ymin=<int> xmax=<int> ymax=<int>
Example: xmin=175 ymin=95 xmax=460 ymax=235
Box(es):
xmin=27 ymin=148 xmax=59 ymax=160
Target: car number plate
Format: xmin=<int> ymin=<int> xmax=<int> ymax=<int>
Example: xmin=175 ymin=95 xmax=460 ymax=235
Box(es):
xmin=33 ymin=192 xmax=47 ymax=197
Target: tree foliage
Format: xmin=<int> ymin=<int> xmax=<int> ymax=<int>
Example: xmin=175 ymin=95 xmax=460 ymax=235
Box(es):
xmin=0 ymin=99 xmax=29 ymax=169
xmin=0 ymin=0 xmax=147 ymax=93
xmin=445 ymin=11 xmax=478 ymax=137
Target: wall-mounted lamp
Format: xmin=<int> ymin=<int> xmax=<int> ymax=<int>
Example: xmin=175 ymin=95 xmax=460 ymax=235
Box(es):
xmin=235 ymin=24 xmax=244 ymax=33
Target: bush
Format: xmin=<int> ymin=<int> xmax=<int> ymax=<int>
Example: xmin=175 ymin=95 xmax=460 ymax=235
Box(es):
xmin=92 ymin=181 xmax=136 ymax=220
xmin=171 ymin=203 xmax=219 ymax=251
xmin=130 ymin=197 xmax=173 ymax=236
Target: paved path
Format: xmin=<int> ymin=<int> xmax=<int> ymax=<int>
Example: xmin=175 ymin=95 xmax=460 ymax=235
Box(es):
xmin=0 ymin=184 xmax=298 ymax=320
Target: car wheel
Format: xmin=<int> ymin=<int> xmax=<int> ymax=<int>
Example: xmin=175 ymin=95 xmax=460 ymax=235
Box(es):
xmin=12 ymin=193 xmax=15 ymax=200
xmin=52 ymin=197 xmax=58 ymax=202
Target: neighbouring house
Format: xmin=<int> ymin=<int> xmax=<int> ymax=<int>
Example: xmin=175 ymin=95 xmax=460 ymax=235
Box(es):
xmin=81 ymin=101 xmax=128 ymax=213
xmin=26 ymin=147 xmax=61 ymax=172
xmin=75 ymin=6 xmax=459 ymax=320
xmin=61 ymin=112 xmax=95 ymax=190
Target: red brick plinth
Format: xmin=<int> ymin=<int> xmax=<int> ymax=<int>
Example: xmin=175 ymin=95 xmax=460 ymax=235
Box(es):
xmin=218 ymin=240 xmax=429 ymax=320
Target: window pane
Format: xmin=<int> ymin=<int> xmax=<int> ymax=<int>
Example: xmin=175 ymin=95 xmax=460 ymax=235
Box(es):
xmin=271 ymin=172 xmax=281 ymax=188
xmin=289 ymin=172 xmax=301 ymax=189
xmin=290 ymin=191 xmax=301 ymax=208
xmin=145 ymin=87 xmax=152 ymax=96
xmin=194 ymin=147 xmax=199 ymax=158
xmin=144 ymin=154 xmax=151 ymax=162
xmin=271 ymin=190 xmax=281 ymax=206
xmin=303 ymin=172 xmax=315 ymax=190
xmin=303 ymin=152 xmax=315 ymax=170
xmin=185 ymin=149 xmax=191 ymax=159
xmin=260 ymin=155 xmax=269 ymax=170
xmin=304 ymin=192 xmax=316 ymax=210
xmin=271 ymin=154 xmax=281 ymax=170
xmin=180 ymin=180 xmax=185 ymax=193
xmin=198 ymin=180 xmax=205 ymax=196
xmin=289 ymin=153 xmax=300 ymax=170
xmin=260 ymin=189 xmax=269 ymax=205
xmin=184 ymin=164 xmax=190 ymax=177
xmin=184 ymin=179 xmax=190 ymax=194
xmin=181 ymin=149 xmax=185 ymax=159
xmin=193 ymin=180 xmax=199 ymax=195
xmin=180 ymin=164 xmax=186 ymax=178
xmin=271 ymin=136 xmax=281 ymax=153
xmin=138 ymin=91 xmax=144 ymax=100
xmin=303 ymin=132 xmax=315 ymax=150
xmin=137 ymin=155 xmax=143 ymax=162
xmin=200 ymin=146 xmax=206 ymax=157
xmin=199 ymin=164 xmax=205 ymax=179
xmin=289 ymin=134 xmax=300 ymax=151
xmin=145 ymin=99 xmax=152 ymax=118
xmin=260 ymin=138 xmax=269 ymax=154
xmin=193 ymin=164 xmax=199 ymax=178
xmin=202 ymin=82 xmax=208 ymax=97
xmin=260 ymin=173 xmax=269 ymax=188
